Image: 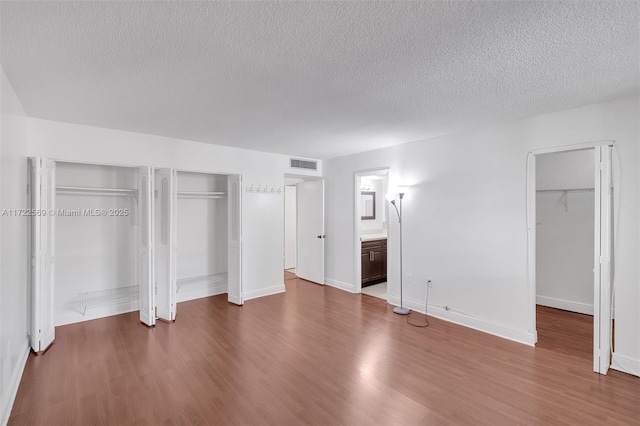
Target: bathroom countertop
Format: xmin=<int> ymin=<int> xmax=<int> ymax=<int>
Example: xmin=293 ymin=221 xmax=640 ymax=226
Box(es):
xmin=360 ymin=233 xmax=387 ymax=242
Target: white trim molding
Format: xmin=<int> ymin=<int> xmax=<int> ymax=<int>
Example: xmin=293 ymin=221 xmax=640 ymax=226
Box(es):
xmin=243 ymin=284 xmax=286 ymax=301
xmin=176 ymin=274 xmax=228 ymax=303
xmin=611 ymin=353 xmax=640 ymax=377
xmin=536 ymin=296 xmax=594 ymax=316
xmin=1 ymin=341 xmax=30 ymax=426
xmin=388 ymin=295 xmax=536 ymax=346
xmin=56 ymin=302 xmax=139 ymax=327
xmin=324 ymin=278 xmax=356 ymax=293
xmin=535 ymin=296 xmax=616 ymax=319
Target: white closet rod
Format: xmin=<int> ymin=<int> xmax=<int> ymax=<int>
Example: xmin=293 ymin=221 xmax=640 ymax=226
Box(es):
xmin=56 ymin=186 xmax=138 ymax=196
xmin=536 ymin=188 xmax=595 ymax=193
xmin=177 ymin=191 xmax=227 ymax=199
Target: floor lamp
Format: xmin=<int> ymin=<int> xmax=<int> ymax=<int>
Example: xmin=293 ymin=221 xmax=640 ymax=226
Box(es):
xmin=390 ymin=191 xmax=410 ymax=315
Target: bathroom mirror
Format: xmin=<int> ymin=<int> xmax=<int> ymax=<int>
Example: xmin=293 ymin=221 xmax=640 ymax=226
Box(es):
xmin=361 ymin=191 xmax=375 ymax=220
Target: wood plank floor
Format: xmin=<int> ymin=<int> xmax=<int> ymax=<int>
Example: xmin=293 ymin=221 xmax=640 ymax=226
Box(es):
xmin=536 ymin=305 xmax=593 ymax=361
xmin=10 ymin=274 xmax=639 ymax=425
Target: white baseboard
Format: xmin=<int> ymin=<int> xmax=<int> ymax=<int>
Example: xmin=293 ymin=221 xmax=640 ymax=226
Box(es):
xmin=177 ymin=283 xmax=227 ymax=303
xmin=55 ymin=301 xmax=140 ymax=327
xmin=243 ymin=284 xmax=286 ymax=301
xmin=1 ymin=341 xmax=29 ymax=426
xmin=611 ymin=353 xmax=640 ymax=377
xmin=324 ymin=278 xmax=356 ymax=293
xmin=536 ymin=295 xmax=594 ymax=316
xmin=388 ymin=295 xmax=536 ymax=346
xmin=177 ymin=273 xmax=228 ymax=303
xmin=227 ymin=294 xmax=242 ymax=305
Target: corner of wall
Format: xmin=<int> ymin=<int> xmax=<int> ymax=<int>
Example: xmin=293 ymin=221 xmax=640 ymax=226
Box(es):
xmin=611 ymin=353 xmax=640 ymax=377
xmin=243 ymin=284 xmax=286 ymax=301
xmin=324 ymin=278 xmax=356 ymax=293
xmin=0 ymin=341 xmax=29 ymax=426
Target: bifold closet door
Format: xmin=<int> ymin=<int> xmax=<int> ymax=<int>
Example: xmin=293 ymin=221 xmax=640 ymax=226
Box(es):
xmin=139 ymin=167 xmax=156 ymax=326
xmin=227 ymin=174 xmax=243 ymax=305
xmin=156 ymin=168 xmax=177 ymax=321
xmin=594 ymin=145 xmax=612 ymax=374
xmin=29 ymin=157 xmax=56 ymax=353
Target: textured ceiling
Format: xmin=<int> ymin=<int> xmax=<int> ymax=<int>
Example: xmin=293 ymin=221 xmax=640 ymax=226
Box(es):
xmin=1 ymin=1 xmax=638 ymax=159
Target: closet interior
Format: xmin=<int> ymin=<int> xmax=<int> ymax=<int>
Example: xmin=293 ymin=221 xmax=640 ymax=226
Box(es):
xmin=54 ymin=162 xmax=144 ymax=326
xmin=175 ymin=171 xmax=229 ymax=302
xmin=30 ymin=158 xmax=243 ymax=353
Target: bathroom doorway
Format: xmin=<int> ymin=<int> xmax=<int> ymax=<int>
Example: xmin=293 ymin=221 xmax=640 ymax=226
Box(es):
xmin=355 ymin=169 xmax=389 ymax=301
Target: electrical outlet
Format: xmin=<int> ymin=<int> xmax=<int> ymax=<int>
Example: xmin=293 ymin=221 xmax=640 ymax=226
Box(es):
xmin=405 ymin=273 xmax=413 ymax=284
xmin=426 ymin=279 xmax=433 ymax=288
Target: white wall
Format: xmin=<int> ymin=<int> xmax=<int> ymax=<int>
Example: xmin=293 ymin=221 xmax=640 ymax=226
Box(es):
xmin=537 ymin=149 xmax=596 ymax=190
xmin=324 ymin=95 xmax=639 ymax=376
xmin=26 ymin=117 xmax=322 ymax=304
xmin=0 ymin=67 xmax=30 ymax=424
xmin=284 ymin=185 xmax=296 ymax=270
xmin=536 ymin=150 xmax=595 ymax=315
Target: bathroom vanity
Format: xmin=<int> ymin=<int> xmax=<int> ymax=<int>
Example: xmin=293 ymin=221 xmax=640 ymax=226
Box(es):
xmin=361 ymin=237 xmax=387 ymax=286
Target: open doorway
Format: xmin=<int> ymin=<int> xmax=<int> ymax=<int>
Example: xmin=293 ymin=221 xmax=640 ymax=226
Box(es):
xmin=528 ymin=144 xmax=614 ymax=374
xmin=355 ymin=169 xmax=389 ymax=301
xmin=535 ymin=149 xmax=596 ymax=360
xmin=283 ymin=175 xmax=325 ymax=286
xmin=284 ymin=177 xmax=300 ymax=281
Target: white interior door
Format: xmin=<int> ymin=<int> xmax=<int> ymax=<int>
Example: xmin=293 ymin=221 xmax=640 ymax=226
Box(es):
xmin=156 ymin=168 xmax=177 ymax=321
xmin=29 ymin=157 xmax=56 ymax=353
xmin=594 ymin=145 xmax=613 ymax=374
xmin=227 ymin=174 xmax=243 ymax=305
xmin=296 ymin=180 xmax=325 ymax=284
xmin=139 ymin=167 xmax=155 ymax=326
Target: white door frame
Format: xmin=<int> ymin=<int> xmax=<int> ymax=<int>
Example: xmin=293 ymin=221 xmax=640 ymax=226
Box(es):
xmin=527 ymin=140 xmax=615 ymax=374
xmin=354 ymin=168 xmax=390 ymax=295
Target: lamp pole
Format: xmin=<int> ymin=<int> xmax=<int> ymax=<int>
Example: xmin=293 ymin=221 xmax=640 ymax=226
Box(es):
xmin=393 ymin=192 xmax=410 ymax=315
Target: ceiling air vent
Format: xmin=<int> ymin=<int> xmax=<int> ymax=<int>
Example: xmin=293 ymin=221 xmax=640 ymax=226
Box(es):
xmin=290 ymin=158 xmax=318 ymax=171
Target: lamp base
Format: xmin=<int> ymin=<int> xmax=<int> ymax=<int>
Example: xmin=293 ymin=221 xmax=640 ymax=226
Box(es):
xmin=393 ymin=306 xmax=411 ymax=315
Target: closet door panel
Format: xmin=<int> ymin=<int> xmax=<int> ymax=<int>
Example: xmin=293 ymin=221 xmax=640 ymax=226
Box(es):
xmin=29 ymin=157 xmax=56 ymax=352
xmin=227 ymin=174 xmax=242 ymax=305
xmin=139 ymin=167 xmax=156 ymax=326
xmin=594 ymin=145 xmax=612 ymax=374
xmin=156 ymin=168 xmax=177 ymax=321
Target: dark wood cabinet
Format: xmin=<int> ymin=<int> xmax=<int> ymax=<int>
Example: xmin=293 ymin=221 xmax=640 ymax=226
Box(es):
xmin=361 ymin=239 xmax=387 ymax=287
